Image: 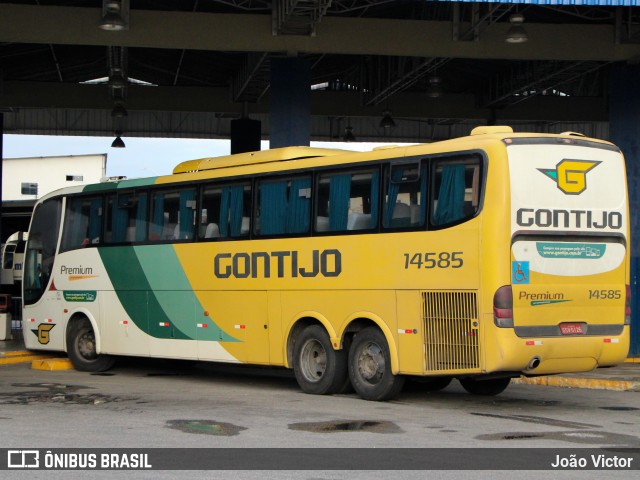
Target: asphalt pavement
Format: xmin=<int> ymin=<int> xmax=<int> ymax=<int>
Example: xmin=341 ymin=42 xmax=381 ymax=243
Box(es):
xmin=1 ymin=336 xmax=639 ymax=392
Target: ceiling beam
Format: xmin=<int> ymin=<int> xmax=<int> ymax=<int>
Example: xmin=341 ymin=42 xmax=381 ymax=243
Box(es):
xmin=0 ymin=81 xmax=608 ymax=122
xmin=0 ymin=4 xmax=639 ymax=62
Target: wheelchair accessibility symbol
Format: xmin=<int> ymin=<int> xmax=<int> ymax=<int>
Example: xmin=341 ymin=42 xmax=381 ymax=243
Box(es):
xmin=512 ymin=261 xmax=530 ymax=285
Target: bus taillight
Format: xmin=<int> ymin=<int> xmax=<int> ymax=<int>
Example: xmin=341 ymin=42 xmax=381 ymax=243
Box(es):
xmin=625 ymin=284 xmax=631 ymax=325
xmin=493 ymin=285 xmax=514 ymax=328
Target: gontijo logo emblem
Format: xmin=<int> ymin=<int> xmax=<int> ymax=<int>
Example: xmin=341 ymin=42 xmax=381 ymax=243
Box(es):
xmin=538 ymin=159 xmax=601 ymax=195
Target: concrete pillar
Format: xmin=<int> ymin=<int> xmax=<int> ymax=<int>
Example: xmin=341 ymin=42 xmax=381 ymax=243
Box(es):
xmin=610 ymin=64 xmax=640 ymax=356
xmin=270 ymin=57 xmax=310 ymax=149
xmin=230 ymin=117 xmax=261 ymax=154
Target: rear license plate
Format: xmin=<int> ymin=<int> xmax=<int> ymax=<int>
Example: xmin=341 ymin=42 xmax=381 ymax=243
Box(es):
xmin=559 ymin=323 xmax=584 ymax=335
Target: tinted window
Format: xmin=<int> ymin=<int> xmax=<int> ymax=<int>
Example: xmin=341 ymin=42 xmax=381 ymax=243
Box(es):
xmin=150 ymin=188 xmax=197 ymax=242
xmin=24 ymin=199 xmax=62 ymax=305
xmin=315 ymin=169 xmax=379 ymax=233
xmin=104 ymin=192 xmax=148 ymax=243
xmin=430 ymin=155 xmax=482 ymax=227
xmin=383 ymin=162 xmax=426 ymax=229
xmin=60 ymin=196 xmax=103 ymax=252
xmin=255 ymin=176 xmax=311 ymax=236
xmin=199 ymin=183 xmax=251 ymax=240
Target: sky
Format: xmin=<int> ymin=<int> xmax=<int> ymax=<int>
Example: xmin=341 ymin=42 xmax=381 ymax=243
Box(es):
xmin=2 ymin=134 xmax=393 ymax=179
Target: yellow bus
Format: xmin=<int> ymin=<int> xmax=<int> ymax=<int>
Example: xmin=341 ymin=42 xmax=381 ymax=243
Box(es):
xmin=22 ymin=126 xmax=630 ymax=400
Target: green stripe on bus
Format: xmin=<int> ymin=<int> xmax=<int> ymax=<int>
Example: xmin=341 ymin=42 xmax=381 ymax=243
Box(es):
xmin=98 ymin=246 xmax=191 ymax=340
xmin=134 ymin=245 xmax=238 ymax=342
xmin=117 ymin=177 xmax=159 ymax=188
xmin=98 ymin=246 xmax=238 ymax=342
xmin=82 ymin=177 xmax=158 ymax=193
xmin=83 ymin=183 xmax=118 ymax=193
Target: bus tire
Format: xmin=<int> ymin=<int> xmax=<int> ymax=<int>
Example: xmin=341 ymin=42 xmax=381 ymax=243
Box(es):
xmin=459 ymin=377 xmax=511 ymax=396
xmin=66 ymin=318 xmax=115 ymax=372
xmin=293 ymin=325 xmax=350 ymax=395
xmin=348 ymin=327 xmax=404 ymax=401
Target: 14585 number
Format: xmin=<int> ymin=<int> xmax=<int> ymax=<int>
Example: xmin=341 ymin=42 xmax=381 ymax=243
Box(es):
xmin=589 ymin=289 xmax=621 ymax=300
xmin=403 ymin=252 xmax=464 ymax=269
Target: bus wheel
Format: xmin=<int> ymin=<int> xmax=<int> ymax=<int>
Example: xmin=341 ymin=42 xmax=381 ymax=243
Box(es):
xmin=66 ymin=318 xmax=115 ymax=372
xmin=459 ymin=377 xmax=511 ymax=396
xmin=348 ymin=327 xmax=404 ymax=401
xmin=293 ymin=325 xmax=349 ymax=395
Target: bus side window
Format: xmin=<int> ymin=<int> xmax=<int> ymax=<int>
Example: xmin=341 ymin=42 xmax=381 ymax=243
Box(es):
xmin=255 ymin=176 xmax=311 ymax=236
xmin=430 ymin=155 xmax=482 ymax=227
xmin=150 ymin=189 xmax=196 ymax=242
xmin=383 ymin=161 xmax=425 ymax=229
xmin=315 ymin=169 xmax=379 ymax=233
xmin=60 ymin=196 xmax=103 ymax=251
xmin=104 ymin=192 xmax=148 ymax=244
xmin=132 ymin=193 xmax=148 ymax=242
xmin=199 ymin=183 xmax=251 ymax=240
xmin=2 ymin=245 xmax=15 ymax=269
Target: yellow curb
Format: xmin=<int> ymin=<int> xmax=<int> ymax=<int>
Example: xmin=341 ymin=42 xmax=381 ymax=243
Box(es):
xmin=513 ymin=376 xmax=640 ymax=391
xmin=0 ymin=350 xmax=35 ymax=358
xmin=31 ymin=358 xmax=74 ymax=371
xmin=624 ymin=357 xmax=640 ymax=363
xmin=0 ymin=353 xmax=54 ymax=365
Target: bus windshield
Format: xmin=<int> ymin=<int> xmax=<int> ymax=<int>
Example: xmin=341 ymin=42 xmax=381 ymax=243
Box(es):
xmin=23 ymin=199 xmax=61 ymax=305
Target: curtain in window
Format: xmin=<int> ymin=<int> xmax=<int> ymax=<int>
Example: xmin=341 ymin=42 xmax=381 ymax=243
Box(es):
xmin=329 ymin=174 xmax=351 ymax=231
xmin=370 ymin=171 xmax=379 ymax=229
xmin=150 ymin=194 xmax=165 ymax=240
xmin=260 ymin=181 xmax=288 ymax=235
xmin=384 ymin=168 xmax=403 ymax=227
xmin=111 ymin=199 xmax=129 ymax=243
xmin=420 ymin=168 xmax=428 ymax=225
xmin=229 ymin=187 xmax=245 ymax=237
xmin=219 ymin=186 xmax=245 ymax=237
xmin=135 ymin=194 xmax=148 ymax=242
xmin=87 ymin=198 xmax=102 ymax=242
xmin=433 ymin=164 xmax=466 ymax=225
xmin=68 ymin=198 xmax=84 ymax=247
xmin=286 ymin=178 xmax=311 ymax=234
xmin=178 ymin=190 xmax=196 ymax=240
xmin=219 ymin=188 xmax=230 ymax=238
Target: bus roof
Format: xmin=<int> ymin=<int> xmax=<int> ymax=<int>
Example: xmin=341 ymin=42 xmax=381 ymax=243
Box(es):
xmin=31 ymin=127 xmax=619 ymax=204
xmin=173 ymin=146 xmax=351 ymax=174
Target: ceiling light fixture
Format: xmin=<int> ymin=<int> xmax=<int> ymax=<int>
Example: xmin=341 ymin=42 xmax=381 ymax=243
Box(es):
xmin=426 ymin=76 xmax=444 ymax=98
xmin=108 ymin=69 xmax=127 ymax=89
xmin=111 ymin=101 xmax=128 ymax=118
xmin=100 ymin=11 xmax=126 ymax=31
xmin=343 ymin=126 xmax=356 ymax=142
xmin=379 ymin=111 xmax=396 ymax=129
xmin=506 ymin=14 xmax=529 ymax=44
xmin=111 ymin=131 xmax=126 ymax=148
xmin=99 ymin=1 xmax=127 ymax=31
